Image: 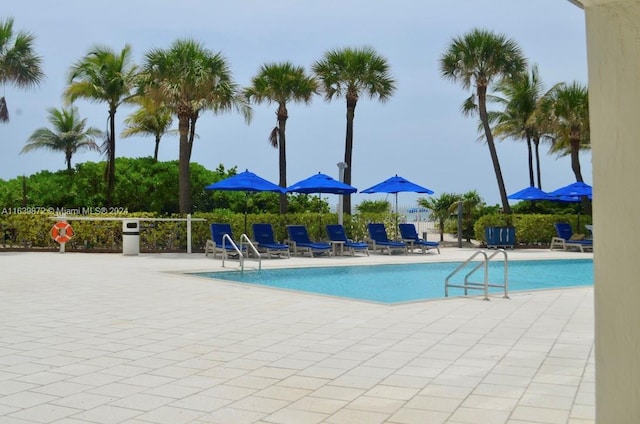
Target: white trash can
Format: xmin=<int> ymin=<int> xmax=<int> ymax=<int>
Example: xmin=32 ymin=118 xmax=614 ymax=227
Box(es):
xmin=122 ymin=219 xmax=140 ymax=255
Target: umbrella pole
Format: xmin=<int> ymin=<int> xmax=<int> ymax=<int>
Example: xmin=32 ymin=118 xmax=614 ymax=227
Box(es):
xmin=395 ymin=193 xmax=399 ymax=240
xmin=244 ymin=193 xmax=248 ymax=235
xmin=318 ymin=193 xmax=322 ymax=240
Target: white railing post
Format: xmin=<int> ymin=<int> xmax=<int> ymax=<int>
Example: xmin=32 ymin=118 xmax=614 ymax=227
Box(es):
xmin=187 ymin=214 xmax=192 ymax=254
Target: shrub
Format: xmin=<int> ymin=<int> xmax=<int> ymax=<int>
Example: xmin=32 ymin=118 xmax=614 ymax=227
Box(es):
xmin=474 ymin=213 xmax=592 ymax=245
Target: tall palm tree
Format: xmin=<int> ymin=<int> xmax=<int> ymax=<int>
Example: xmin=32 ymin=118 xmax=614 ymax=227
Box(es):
xmin=0 ymin=17 xmax=44 ymax=122
xmin=490 ymin=65 xmax=546 ymax=188
xmin=454 ymin=190 xmax=485 ymax=242
xmin=121 ymin=96 xmax=174 ymax=162
xmin=64 ymin=44 xmax=137 ymax=203
xmin=418 ymin=192 xmax=461 ymax=242
xmin=244 ymin=62 xmax=318 ymax=213
xmin=141 ymin=39 xmax=251 ymax=213
xmin=538 ymin=81 xmax=590 ymax=184
xmin=313 ymin=46 xmax=396 ymax=215
xmin=440 ymin=28 xmax=526 ymax=213
xmin=21 ymin=106 xmax=101 ymax=171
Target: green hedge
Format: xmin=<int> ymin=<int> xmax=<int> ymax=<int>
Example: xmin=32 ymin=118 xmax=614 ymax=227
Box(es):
xmin=474 ymin=213 xmax=592 ymax=245
xmin=0 ymin=211 xmax=395 ymax=252
xmin=2 ymin=211 xmax=589 ymax=251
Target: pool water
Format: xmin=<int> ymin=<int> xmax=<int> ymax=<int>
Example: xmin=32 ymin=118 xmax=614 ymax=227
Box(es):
xmin=193 ymin=259 xmax=593 ymax=304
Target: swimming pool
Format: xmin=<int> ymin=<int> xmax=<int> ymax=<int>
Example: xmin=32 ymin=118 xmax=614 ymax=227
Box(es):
xmin=193 ymin=259 xmax=593 ymax=304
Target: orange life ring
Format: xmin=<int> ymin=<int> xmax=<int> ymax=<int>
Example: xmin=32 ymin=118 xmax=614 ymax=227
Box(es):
xmin=51 ymin=221 xmax=74 ymax=244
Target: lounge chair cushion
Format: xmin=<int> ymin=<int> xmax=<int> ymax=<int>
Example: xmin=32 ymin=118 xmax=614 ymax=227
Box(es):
xmin=325 ymin=224 xmax=369 ymax=256
xmin=286 ymin=225 xmax=331 ymax=257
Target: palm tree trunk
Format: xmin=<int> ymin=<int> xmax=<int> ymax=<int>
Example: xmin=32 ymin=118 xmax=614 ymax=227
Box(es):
xmin=534 ymin=137 xmax=542 ymax=189
xmin=153 ymin=135 xmax=160 ymax=162
xmin=106 ymin=109 xmax=117 ymax=206
xmin=178 ymin=116 xmax=191 ymax=214
xmin=569 ymin=137 xmax=590 ymax=215
xmin=343 ymin=97 xmax=357 ymax=215
xmin=526 ymin=134 xmax=534 ymax=187
xmin=477 ymin=86 xmax=511 ymax=213
xmin=277 ymin=104 xmax=288 ymax=214
xmin=187 ymin=114 xmax=198 ymax=158
xmin=0 ymin=97 xmax=8 ymax=122
xmin=66 ymin=151 xmax=72 ymax=172
xmin=570 ymin=138 xmax=584 ymax=183
xmin=439 ymin=217 xmax=445 ymax=242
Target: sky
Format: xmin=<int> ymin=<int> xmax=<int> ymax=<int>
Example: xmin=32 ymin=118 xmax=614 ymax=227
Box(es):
xmin=1 ymin=0 xmax=590 ymax=209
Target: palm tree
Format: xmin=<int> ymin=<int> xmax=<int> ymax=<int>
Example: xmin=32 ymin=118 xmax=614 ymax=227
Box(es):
xmin=440 ymin=28 xmax=526 ymax=213
xmin=454 ymin=190 xmax=485 ymax=242
xmin=141 ymin=39 xmax=251 ymax=213
xmin=64 ymin=44 xmax=137 ymax=203
xmin=490 ymin=65 xmax=546 ymax=188
xmin=244 ymin=62 xmax=318 ymax=213
xmin=121 ymin=96 xmax=174 ymax=162
xmin=21 ymin=106 xmax=101 ymax=171
xmin=0 ymin=17 xmax=44 ymax=122
xmin=313 ymin=47 xmax=396 ymax=215
xmin=538 ymin=82 xmax=590 ymax=183
xmin=418 ymin=192 xmax=461 ymax=242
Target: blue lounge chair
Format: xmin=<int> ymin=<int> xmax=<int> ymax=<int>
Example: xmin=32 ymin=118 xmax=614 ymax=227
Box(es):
xmin=252 ymin=223 xmax=290 ymax=258
xmin=325 ymin=224 xmax=369 ymax=256
xmin=286 ymin=225 xmax=332 ymax=257
xmin=205 ymin=223 xmax=247 ymax=259
xmin=398 ymin=223 xmax=440 ymax=254
xmin=366 ymin=223 xmax=407 ymax=255
xmin=550 ymin=222 xmax=593 ymax=252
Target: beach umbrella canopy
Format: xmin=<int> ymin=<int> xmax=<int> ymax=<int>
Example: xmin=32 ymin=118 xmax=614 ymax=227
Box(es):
xmin=362 ymin=175 xmax=435 ymax=233
xmin=548 ymin=181 xmax=592 ymax=198
xmin=286 ymin=172 xmax=357 ymax=195
xmin=205 ymin=169 xmax=284 ymax=233
xmin=548 ymin=182 xmax=592 ymax=231
xmin=286 ymin=173 xmax=357 ymax=238
xmin=507 ymin=186 xmax=553 ymax=201
xmin=205 ymin=169 xmax=284 ymax=193
xmin=362 ymin=175 xmax=435 ymax=196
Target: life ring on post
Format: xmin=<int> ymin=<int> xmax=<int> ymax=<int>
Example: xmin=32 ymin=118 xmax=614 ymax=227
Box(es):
xmin=51 ymin=221 xmax=74 ymax=244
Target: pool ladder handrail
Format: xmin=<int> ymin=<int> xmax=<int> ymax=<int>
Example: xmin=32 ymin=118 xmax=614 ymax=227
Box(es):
xmin=444 ymin=249 xmax=509 ymax=300
xmin=221 ymin=234 xmax=262 ymax=272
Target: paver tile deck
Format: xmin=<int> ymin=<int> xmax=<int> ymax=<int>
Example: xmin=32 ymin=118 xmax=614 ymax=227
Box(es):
xmin=0 ymin=249 xmax=594 ymax=423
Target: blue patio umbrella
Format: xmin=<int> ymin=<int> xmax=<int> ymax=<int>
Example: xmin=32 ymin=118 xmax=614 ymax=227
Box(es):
xmin=548 ymin=181 xmax=592 ymax=198
xmin=362 ymin=175 xmax=435 ymax=231
xmin=205 ymin=169 xmax=284 ymax=233
xmin=205 ymin=169 xmax=284 ymax=193
xmin=286 ymin=172 xmax=357 ymax=195
xmin=507 ymin=186 xmax=553 ymax=201
xmin=286 ymin=173 xmax=357 ymax=238
xmin=548 ymin=182 xmax=593 ymax=231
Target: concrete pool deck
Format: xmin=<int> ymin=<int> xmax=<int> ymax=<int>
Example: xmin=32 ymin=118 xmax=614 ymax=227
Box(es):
xmin=1 ymin=248 xmax=594 ymax=423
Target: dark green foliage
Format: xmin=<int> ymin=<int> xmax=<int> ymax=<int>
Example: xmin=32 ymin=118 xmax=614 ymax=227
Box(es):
xmin=356 ymin=200 xmax=391 ymax=213
xmin=474 ymin=213 xmax=592 ymax=245
xmin=0 ymin=158 xmax=234 ymax=214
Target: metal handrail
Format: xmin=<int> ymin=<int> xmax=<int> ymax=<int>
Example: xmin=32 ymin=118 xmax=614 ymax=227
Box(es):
xmin=445 ymin=249 xmax=509 ymax=300
xmin=221 ymin=234 xmax=244 ymax=270
xmin=462 ymin=249 xmax=509 ymax=299
xmin=240 ymin=234 xmax=262 ymax=271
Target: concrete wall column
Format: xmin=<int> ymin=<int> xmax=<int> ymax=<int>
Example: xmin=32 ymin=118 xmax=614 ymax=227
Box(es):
xmin=579 ymin=0 xmax=640 ymax=422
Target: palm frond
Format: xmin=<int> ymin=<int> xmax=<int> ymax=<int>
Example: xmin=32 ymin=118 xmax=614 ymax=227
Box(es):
xmin=268 ymin=126 xmax=279 ymax=148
